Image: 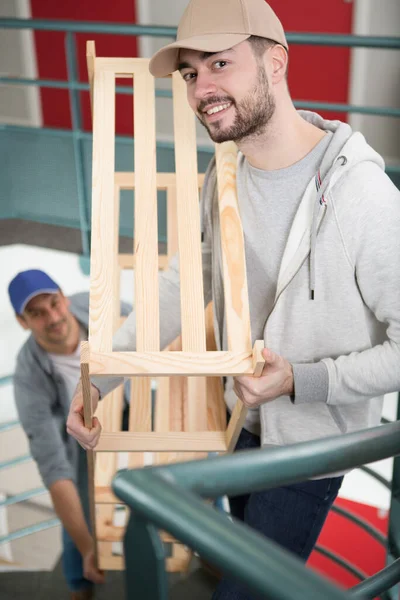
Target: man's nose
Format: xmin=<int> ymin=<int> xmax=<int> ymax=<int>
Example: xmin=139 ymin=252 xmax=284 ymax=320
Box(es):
xmin=193 ymin=71 xmax=217 ymax=101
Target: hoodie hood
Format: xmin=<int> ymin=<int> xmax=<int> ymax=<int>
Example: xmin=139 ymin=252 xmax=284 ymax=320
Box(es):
xmin=276 ymin=111 xmax=386 ymax=301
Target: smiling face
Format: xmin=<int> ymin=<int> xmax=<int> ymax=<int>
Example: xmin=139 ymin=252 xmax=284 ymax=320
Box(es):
xmin=179 ymin=40 xmax=276 ymax=144
xmin=17 ymin=291 xmax=76 ymax=351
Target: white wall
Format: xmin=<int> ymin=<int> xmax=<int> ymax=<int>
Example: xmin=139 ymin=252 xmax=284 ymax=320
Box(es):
xmin=349 ymin=0 xmax=400 ymax=166
xmin=0 ymin=0 xmax=42 ymax=127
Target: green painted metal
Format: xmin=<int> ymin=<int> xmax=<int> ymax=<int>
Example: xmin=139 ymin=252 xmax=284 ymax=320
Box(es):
xmin=314 ymin=545 xmax=367 ymax=582
xmin=1 ymin=18 xmax=400 ymax=50
xmin=0 ymin=487 xmax=47 ymax=507
xmin=115 ymin=472 xmax=350 ymax=600
xmin=65 ymin=32 xmax=90 ymax=258
xmin=0 ymin=375 xmax=13 ymax=386
xmin=0 ymin=519 xmax=60 ymax=545
xmin=0 ymin=420 xmax=19 ymax=433
xmin=144 ymin=421 xmax=400 ymax=499
xmin=124 ymin=517 xmax=168 ymax=600
xmin=361 ymin=466 xmax=391 ymax=490
xmin=113 ymin=421 xmax=400 ymax=599
xmin=331 ymin=504 xmax=387 ymax=546
xmin=2 ymin=76 xmax=400 ymax=118
xmin=388 ymin=397 xmax=400 ymax=560
xmin=350 ymin=559 xmax=400 ymax=599
xmin=0 ymin=455 xmax=32 ymax=471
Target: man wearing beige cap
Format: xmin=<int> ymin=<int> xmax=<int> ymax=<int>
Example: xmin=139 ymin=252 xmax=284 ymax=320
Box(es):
xmin=68 ymin=0 xmax=400 ymax=597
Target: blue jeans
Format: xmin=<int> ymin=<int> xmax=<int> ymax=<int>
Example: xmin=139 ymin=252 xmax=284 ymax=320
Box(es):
xmin=62 ymin=526 xmax=93 ymax=593
xmin=61 ymin=444 xmax=93 ymax=593
xmin=212 ymin=427 xmax=343 ymax=600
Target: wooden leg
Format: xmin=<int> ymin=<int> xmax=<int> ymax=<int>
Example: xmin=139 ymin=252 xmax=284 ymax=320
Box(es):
xmin=81 ymin=341 xmax=98 ymax=566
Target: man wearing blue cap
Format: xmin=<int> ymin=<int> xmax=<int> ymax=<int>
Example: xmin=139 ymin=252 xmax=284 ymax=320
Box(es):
xmin=8 ymin=269 xmax=130 ymax=599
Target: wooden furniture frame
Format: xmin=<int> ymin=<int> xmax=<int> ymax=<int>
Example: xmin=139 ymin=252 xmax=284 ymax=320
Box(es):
xmin=81 ymin=42 xmax=264 ymax=572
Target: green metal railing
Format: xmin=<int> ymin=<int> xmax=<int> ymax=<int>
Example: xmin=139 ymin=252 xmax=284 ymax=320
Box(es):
xmin=113 ymin=420 xmax=400 ymax=599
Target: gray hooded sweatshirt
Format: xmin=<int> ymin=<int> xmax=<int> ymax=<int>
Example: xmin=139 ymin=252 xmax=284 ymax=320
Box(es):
xmin=94 ymin=111 xmax=400 ymax=448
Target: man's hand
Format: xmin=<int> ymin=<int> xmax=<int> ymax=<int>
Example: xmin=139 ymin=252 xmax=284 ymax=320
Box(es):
xmin=83 ymin=548 xmax=105 ymax=584
xmin=66 ymin=380 xmax=101 ymax=450
xmin=234 ymin=347 xmax=294 ymax=408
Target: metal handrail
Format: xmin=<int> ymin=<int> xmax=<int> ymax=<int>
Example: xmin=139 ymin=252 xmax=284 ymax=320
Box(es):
xmin=113 ymin=421 xmax=400 ymax=599
xmin=2 ymin=76 xmax=400 ymax=119
xmin=1 ymin=19 xmax=400 ymax=49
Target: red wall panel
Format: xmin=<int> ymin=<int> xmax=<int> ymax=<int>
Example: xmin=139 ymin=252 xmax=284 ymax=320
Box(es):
xmin=31 ymin=1 xmax=353 ymax=132
xmin=267 ymin=0 xmax=353 ymax=121
xmin=30 ymin=0 xmax=138 ymax=134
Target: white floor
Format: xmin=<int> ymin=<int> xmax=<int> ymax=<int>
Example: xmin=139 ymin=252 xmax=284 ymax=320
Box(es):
xmin=0 ymin=243 xmax=397 ymax=569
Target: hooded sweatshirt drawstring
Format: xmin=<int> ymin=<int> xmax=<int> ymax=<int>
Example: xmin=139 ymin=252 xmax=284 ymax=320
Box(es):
xmin=310 ymin=155 xmax=347 ymax=299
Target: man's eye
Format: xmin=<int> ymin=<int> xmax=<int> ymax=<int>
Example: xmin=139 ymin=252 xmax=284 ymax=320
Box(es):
xmin=214 ymin=60 xmax=227 ymax=69
xmin=182 ymin=72 xmax=196 ymax=82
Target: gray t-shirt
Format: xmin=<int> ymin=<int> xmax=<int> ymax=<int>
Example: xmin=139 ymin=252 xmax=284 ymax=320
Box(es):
xmin=224 ymin=133 xmax=332 ymax=433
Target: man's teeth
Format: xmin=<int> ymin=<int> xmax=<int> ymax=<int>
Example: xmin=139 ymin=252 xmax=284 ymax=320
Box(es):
xmin=206 ymin=103 xmax=230 ymax=115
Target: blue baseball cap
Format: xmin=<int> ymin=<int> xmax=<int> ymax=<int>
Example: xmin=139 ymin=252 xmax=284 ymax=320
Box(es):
xmin=8 ymin=269 xmax=60 ymax=315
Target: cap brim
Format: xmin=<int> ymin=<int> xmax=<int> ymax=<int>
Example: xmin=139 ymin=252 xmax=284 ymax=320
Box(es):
xmin=149 ymin=33 xmax=250 ymax=77
xmin=20 ymin=288 xmax=59 ymax=314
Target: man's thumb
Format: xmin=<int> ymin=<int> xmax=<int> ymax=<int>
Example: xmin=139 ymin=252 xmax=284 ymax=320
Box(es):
xmin=262 ymin=347 xmax=275 ymax=363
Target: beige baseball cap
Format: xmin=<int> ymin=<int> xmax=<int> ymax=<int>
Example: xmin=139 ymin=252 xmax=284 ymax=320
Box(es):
xmin=149 ymin=0 xmax=287 ymax=78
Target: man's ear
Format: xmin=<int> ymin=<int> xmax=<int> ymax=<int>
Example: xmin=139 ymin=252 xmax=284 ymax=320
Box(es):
xmin=16 ymin=314 xmax=30 ymax=330
xmin=269 ymin=44 xmax=288 ymax=85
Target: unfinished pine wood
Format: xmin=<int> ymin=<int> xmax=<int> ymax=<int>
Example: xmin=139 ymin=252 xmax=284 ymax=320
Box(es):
xmin=172 ymin=72 xmax=206 ymax=352
xmin=252 ymin=340 xmax=265 ymax=376
xmin=114 ymin=171 xmax=204 ymax=190
xmin=89 ymin=70 xmax=116 ymax=352
xmin=118 ymin=253 xmax=169 ymax=271
xmin=128 ymin=378 xmax=152 ymax=469
xmin=96 ymin=431 xmax=227 ymax=452
xmin=81 ymin=341 xmax=98 ymax=566
xmin=215 ymin=142 xmax=252 ymax=353
xmin=133 ymin=69 xmax=159 ymax=353
xmin=86 ymin=41 xmax=96 ymax=109
xmin=90 ymin=349 xmax=254 ymax=376
xmin=205 ymin=304 xmax=227 ymax=432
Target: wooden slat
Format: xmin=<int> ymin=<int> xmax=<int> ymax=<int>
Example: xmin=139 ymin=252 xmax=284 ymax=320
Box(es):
xmin=95 ymin=431 xmax=227 ymax=452
xmin=128 ymin=377 xmax=152 ymax=468
xmin=133 ymin=69 xmax=159 ymax=352
xmin=86 ymin=41 xmax=96 ymax=110
xmin=215 ymin=142 xmax=252 ymax=353
xmin=90 ymin=350 xmax=254 ymax=376
xmin=81 ymin=341 xmax=98 ymax=566
xmin=205 ymin=303 xmax=226 ymax=432
xmin=252 ymin=340 xmax=265 ymax=376
xmin=96 ymin=57 xmax=149 ymax=72
xmin=118 ymin=253 xmax=168 ymax=271
xmin=172 ymin=72 xmax=206 ymax=352
xmin=114 ymin=171 xmax=205 ymax=190
xmin=215 ymin=141 xmax=252 ymax=450
xmin=167 ymin=184 xmax=178 ymax=259
xmin=88 ymin=70 xmax=116 ymax=352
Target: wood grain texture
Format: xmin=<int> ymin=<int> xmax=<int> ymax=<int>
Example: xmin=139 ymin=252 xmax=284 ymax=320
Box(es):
xmin=95 ymin=431 xmax=227 ymax=452
xmin=133 ymin=69 xmax=159 ymax=352
xmin=215 ymin=142 xmax=252 ymax=354
xmin=215 ymin=142 xmax=253 ymax=451
xmin=252 ymin=340 xmax=265 ymax=376
xmin=80 ymin=341 xmax=98 ymax=566
xmin=88 ymin=70 xmax=116 ymax=352
xmin=172 ymin=72 xmax=206 ymax=352
xmin=128 ymin=377 xmax=152 ymax=469
xmin=86 ymin=41 xmax=96 ymax=110
xmin=89 ymin=350 xmax=254 ymax=376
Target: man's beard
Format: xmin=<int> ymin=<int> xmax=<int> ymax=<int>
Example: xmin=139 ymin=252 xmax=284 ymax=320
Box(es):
xmin=196 ymin=66 xmax=275 ymax=144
